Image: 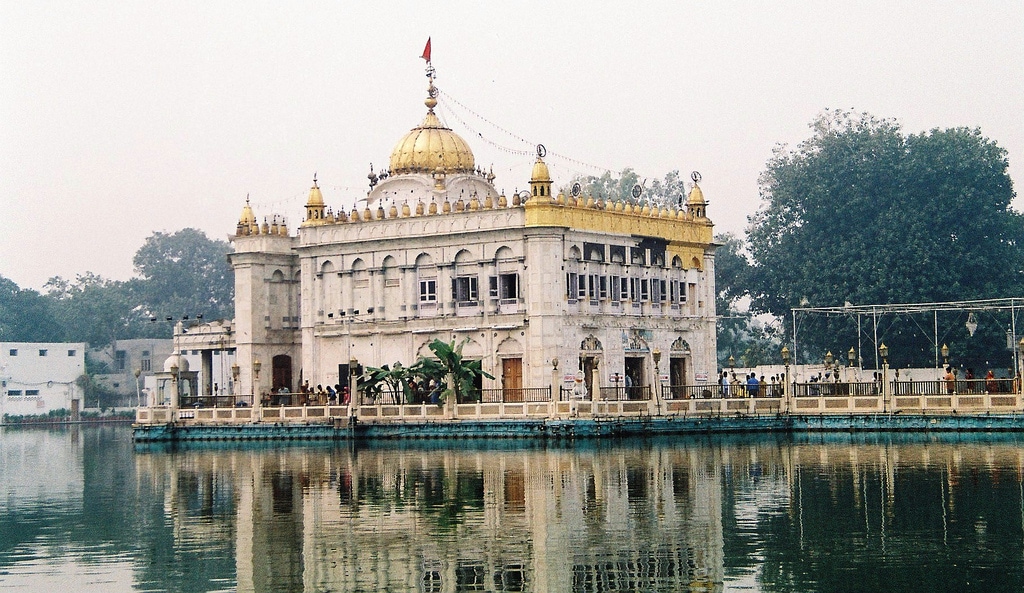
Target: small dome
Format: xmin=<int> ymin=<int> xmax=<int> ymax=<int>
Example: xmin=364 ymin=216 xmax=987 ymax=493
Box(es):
xmin=389 ymin=97 xmax=475 ymax=175
xmin=686 ymin=184 xmax=706 ymax=206
xmin=307 ymin=180 xmax=324 ymax=206
xmin=239 ymin=197 xmax=256 ymax=226
xmin=530 ymin=157 xmax=551 ymax=182
xmin=163 ymin=354 xmax=190 ymax=373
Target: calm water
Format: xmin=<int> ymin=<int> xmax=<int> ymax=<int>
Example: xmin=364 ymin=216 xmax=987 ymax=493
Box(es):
xmin=3 ymin=427 xmax=1024 ymax=592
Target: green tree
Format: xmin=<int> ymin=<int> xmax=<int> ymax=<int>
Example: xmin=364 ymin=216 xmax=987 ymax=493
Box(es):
xmin=0 ymin=275 xmax=64 ymax=342
xmin=563 ymin=169 xmax=689 ymax=207
xmin=133 ymin=228 xmax=234 ymax=321
xmin=358 ymin=362 xmax=414 ymax=404
xmin=409 ymin=339 xmax=494 ymax=404
xmin=714 ymin=233 xmax=782 ymax=367
xmin=45 ymin=273 xmax=146 ymax=347
xmin=747 ymin=109 xmax=1023 ymax=368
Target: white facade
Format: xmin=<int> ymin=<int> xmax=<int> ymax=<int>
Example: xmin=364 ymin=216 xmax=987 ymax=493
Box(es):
xmin=0 ymin=342 xmax=86 ymax=419
xmin=226 ymin=76 xmax=718 ymax=401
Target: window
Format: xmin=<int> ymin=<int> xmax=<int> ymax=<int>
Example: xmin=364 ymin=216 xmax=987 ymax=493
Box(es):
xmin=26 ymin=389 xmax=39 ymax=396
xmin=610 ymin=245 xmax=626 ymax=264
xmin=599 ymin=276 xmax=608 ymax=299
xmin=115 ymin=350 xmax=126 ymax=371
xmin=651 ymin=279 xmax=662 ymax=302
xmin=141 ymin=358 xmax=152 ymax=372
xmin=587 ymin=274 xmax=598 ymax=300
xmin=499 ymin=274 xmax=519 ymax=300
xmin=452 ymin=276 xmax=478 ymax=304
xmin=610 ymin=276 xmax=621 ymax=302
xmin=489 ymin=276 xmax=499 ymax=298
xmin=8 ymin=390 xmax=22 ymax=396
xmin=38 ymin=349 xmax=48 ymax=357
xmin=621 ymin=277 xmax=629 ymax=301
xmin=142 ymin=350 xmax=150 ymax=356
xmin=583 ymin=242 xmax=605 ymax=262
xmin=67 ymin=349 xmax=76 ymax=357
xmin=419 ymin=279 xmax=437 ymax=302
xmin=630 ymin=247 xmax=646 ymax=266
xmin=9 ymin=349 xmax=16 ymax=356
xmin=640 ymin=279 xmax=650 ymax=301
xmin=566 ymin=273 xmax=579 ymax=302
xmin=630 ymin=278 xmax=640 ymax=301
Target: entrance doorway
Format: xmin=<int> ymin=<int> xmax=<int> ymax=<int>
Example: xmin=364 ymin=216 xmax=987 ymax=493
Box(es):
xmin=624 ymin=357 xmax=645 ymax=400
xmin=580 ymin=356 xmax=598 ymax=399
xmin=272 ymin=355 xmax=292 ymax=393
xmin=670 ymin=357 xmax=687 ymax=399
xmin=502 ymin=358 xmax=523 ymax=401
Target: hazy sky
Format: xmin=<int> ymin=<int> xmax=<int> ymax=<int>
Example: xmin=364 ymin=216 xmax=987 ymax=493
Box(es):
xmin=2 ymin=1 xmax=1021 ymax=291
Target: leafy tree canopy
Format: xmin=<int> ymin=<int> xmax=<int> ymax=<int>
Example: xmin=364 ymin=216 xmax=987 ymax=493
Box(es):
xmin=747 ymin=109 xmax=1022 ymax=367
xmin=563 ymin=169 xmax=689 ymax=208
xmin=0 ymin=275 xmax=64 ymax=342
xmin=133 ymin=228 xmax=234 ymax=322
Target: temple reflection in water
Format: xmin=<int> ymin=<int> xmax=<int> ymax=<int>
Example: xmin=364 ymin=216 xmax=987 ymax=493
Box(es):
xmin=133 ymin=435 xmax=1024 ymax=592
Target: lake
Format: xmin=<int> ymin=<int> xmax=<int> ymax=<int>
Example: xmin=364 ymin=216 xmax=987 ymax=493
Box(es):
xmin=2 ymin=425 xmax=1024 ymax=592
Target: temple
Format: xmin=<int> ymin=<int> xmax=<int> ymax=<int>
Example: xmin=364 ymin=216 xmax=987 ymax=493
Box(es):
xmin=226 ymin=68 xmax=717 ymax=405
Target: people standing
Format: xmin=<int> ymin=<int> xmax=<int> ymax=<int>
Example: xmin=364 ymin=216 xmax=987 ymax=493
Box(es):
xmin=944 ymin=367 xmax=956 ymax=395
xmin=747 ymin=373 xmax=760 ymax=398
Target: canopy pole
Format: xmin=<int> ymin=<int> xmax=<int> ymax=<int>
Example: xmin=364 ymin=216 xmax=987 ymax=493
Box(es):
xmin=873 ymin=307 xmax=879 ymax=370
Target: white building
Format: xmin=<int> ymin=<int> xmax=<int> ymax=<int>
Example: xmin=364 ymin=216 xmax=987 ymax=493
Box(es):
xmin=1 ymin=342 xmax=87 ymax=419
xmin=216 ymin=68 xmax=719 ymax=403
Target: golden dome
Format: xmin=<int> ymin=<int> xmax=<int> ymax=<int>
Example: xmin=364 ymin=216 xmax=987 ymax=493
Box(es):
xmin=389 ymin=91 xmax=475 ymax=175
xmin=687 ymin=184 xmax=706 ymax=206
xmin=530 ymin=157 xmax=551 ymax=182
xmin=306 ymin=180 xmax=324 ymax=207
xmin=239 ymin=196 xmax=256 ymax=226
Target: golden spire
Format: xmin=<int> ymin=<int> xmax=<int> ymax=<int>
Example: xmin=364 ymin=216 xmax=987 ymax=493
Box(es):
xmin=388 ymin=61 xmax=475 ymax=176
xmin=686 ymin=171 xmax=707 ymax=219
xmin=302 ymin=173 xmax=327 ymax=226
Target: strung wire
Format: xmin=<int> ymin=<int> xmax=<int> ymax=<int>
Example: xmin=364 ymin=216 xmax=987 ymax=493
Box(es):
xmin=435 ymin=103 xmax=535 ymax=157
xmin=438 ymin=87 xmax=662 ymax=180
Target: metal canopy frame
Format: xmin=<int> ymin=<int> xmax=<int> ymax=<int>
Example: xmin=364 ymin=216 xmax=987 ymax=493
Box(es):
xmin=791 ymin=298 xmax=1024 ymax=370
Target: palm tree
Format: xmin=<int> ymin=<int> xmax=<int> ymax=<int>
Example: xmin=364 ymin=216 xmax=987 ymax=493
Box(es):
xmin=410 ymin=339 xmax=493 ymax=404
xmin=357 ymin=362 xmax=413 ymax=404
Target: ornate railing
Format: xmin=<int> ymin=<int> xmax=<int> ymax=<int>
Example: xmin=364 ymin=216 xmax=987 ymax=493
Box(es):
xmin=794 ymin=382 xmax=879 ymax=397
xmin=479 ymin=387 xmax=552 ymax=403
xmin=179 ymin=394 xmax=254 ymax=408
xmin=599 ymin=386 xmax=651 ymax=401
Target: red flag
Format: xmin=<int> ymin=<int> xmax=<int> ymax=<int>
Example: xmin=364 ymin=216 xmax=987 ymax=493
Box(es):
xmin=421 ymin=37 xmax=431 ymax=62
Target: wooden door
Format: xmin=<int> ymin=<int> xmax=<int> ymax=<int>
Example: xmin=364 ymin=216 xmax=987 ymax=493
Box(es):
xmin=502 ymin=358 xmax=523 ymax=401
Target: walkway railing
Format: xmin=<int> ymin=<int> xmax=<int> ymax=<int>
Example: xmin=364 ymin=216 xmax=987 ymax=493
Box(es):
xmin=180 ymin=395 xmax=254 ymax=408
xmin=794 ymin=382 xmax=879 ymax=397
xmin=479 ymin=387 xmax=552 ymax=403
xmin=136 ymin=379 xmax=1024 ymax=426
xmin=599 ymin=386 xmax=651 ymax=401
xmin=893 ymin=378 xmax=1016 ymax=395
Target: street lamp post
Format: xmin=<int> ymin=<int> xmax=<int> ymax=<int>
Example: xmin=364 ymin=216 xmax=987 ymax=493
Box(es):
xmin=134 ymin=368 xmax=141 ymax=408
xmin=824 ymin=351 xmax=835 ymax=394
xmin=781 ymin=345 xmax=791 ymax=414
xmin=879 ymin=343 xmax=890 ymax=413
xmin=170 ymin=362 xmax=180 ymax=411
xmin=941 ymin=343 xmax=950 ymax=368
xmin=1018 ymin=337 xmax=1024 ymax=397
xmin=652 ymin=348 xmax=662 ymax=415
xmin=252 ymin=359 xmax=261 ymax=407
